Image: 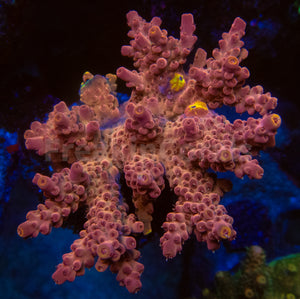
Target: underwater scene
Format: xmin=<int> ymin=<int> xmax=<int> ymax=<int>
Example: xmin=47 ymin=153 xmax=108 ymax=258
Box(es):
xmin=1 ymin=1 xmax=300 ymax=298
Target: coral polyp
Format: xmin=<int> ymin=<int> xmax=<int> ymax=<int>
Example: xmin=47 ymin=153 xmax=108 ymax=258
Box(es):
xmin=17 ymin=11 xmax=280 ymax=293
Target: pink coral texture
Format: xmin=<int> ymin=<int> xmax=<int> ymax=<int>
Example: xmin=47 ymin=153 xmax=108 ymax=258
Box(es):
xmin=18 ymin=11 xmax=281 ymax=293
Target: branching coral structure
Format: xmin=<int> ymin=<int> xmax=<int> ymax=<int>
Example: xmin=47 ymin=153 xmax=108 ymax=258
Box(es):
xmin=17 ymin=11 xmax=281 ymax=293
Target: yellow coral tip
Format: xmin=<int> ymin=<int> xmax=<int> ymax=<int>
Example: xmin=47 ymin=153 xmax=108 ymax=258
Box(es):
xmin=219 ymin=226 xmax=232 ymax=239
xmin=227 ymin=56 xmax=239 ymax=65
xmin=271 ymin=113 xmax=281 ymax=127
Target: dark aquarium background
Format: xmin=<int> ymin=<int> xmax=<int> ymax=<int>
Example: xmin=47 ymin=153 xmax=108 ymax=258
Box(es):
xmin=0 ymin=0 xmax=300 ymax=298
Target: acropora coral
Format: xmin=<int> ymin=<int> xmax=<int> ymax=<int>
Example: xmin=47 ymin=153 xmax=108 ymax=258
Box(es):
xmin=17 ymin=11 xmax=281 ymax=293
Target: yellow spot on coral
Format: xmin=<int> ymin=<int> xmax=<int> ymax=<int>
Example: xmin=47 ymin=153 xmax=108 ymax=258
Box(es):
xmin=256 ymin=274 xmax=267 ymax=285
xmin=133 ymin=105 xmax=145 ymax=117
xmin=81 ymin=71 xmax=94 ymax=86
xmin=219 ymin=149 xmax=232 ymax=163
xmin=185 ymin=101 xmax=208 ymax=117
xmin=170 ymin=73 xmax=185 ymax=92
xmin=149 ymin=26 xmax=159 ymax=35
xmin=227 ymin=56 xmax=239 ymax=66
xmin=105 ymin=73 xmax=117 ymax=93
xmin=244 ymin=288 xmax=254 ymax=298
xmin=144 ymin=228 xmax=152 ymax=235
xmin=37 ymin=176 xmax=48 ymax=188
xmin=286 ymin=294 xmax=296 ymax=299
xmin=219 ymin=225 xmax=232 ymax=239
xmin=270 ymin=113 xmax=281 ymax=128
xmin=17 ymin=226 xmax=24 ymax=237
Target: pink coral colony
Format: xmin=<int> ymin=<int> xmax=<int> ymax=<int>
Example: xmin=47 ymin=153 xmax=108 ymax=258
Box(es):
xmin=17 ymin=11 xmax=281 ymax=293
